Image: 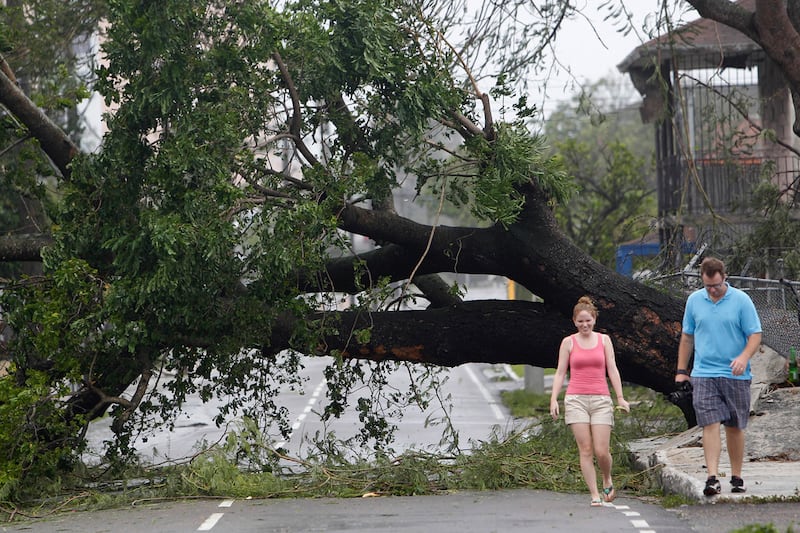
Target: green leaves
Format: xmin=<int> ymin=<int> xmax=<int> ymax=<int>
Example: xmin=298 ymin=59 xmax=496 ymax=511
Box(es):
xmin=0 ymin=261 xmax=102 ymax=499
xmin=0 ymin=370 xmax=75 ymax=500
xmin=416 ymin=122 xmax=571 ymax=227
xmin=0 ymin=0 xmax=625 ymax=494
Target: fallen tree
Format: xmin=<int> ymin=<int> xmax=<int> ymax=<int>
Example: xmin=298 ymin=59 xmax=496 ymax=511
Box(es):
xmin=0 ymin=0 xmax=794 ymax=492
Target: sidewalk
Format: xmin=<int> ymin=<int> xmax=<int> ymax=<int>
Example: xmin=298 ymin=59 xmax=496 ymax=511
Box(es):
xmin=628 ymin=346 xmax=800 ymax=502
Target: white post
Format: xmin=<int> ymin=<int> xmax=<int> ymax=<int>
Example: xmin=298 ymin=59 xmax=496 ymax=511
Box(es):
xmin=508 ymin=280 xmax=546 ymax=394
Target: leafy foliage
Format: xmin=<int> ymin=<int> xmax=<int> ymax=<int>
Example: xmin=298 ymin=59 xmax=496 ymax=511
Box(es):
xmin=0 ymin=368 xmax=85 ymax=501
xmin=416 ymin=121 xmax=570 ymax=227
xmin=730 ymin=526 xmax=795 ymax=533
xmin=0 ymin=403 xmax=671 ymax=517
xmin=728 ymin=180 xmax=800 ymax=279
xmin=0 ymin=0 xmax=581 ymax=497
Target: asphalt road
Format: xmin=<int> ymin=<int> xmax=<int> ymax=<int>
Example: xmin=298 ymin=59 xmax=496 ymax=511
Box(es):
xmin=84 ymin=359 xmax=514 ymax=462
xmin=6 ymin=489 xmax=800 ymax=532
xmin=1 ymin=490 xmax=695 ymax=533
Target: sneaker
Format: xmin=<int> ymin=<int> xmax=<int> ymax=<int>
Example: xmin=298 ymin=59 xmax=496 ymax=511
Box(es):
xmin=730 ymin=475 xmax=747 ymax=493
xmin=704 ymin=476 xmax=722 ymax=496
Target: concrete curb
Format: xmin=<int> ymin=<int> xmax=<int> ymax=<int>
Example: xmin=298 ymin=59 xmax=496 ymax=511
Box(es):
xmin=631 ymin=446 xmax=705 ymax=501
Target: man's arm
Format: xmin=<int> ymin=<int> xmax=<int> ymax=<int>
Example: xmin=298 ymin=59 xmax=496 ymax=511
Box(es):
xmin=676 ymin=332 xmax=694 ymax=382
xmin=740 ymin=332 xmax=762 ymax=362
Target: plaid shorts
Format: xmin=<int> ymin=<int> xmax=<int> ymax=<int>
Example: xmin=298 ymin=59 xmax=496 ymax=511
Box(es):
xmin=691 ymin=377 xmax=751 ymax=429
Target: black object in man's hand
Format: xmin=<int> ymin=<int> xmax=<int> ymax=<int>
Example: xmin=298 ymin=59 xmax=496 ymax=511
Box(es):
xmin=667 ymin=380 xmax=697 ymax=428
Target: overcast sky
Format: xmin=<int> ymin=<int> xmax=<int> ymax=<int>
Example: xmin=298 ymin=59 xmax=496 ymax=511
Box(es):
xmin=538 ymin=0 xmax=670 ymax=114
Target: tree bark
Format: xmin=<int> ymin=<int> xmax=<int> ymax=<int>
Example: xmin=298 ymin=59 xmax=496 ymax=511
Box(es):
xmin=0 ymin=69 xmax=78 ymax=179
xmin=0 ymin=234 xmax=53 ymax=262
xmin=311 ymin=296 xmax=682 ymax=394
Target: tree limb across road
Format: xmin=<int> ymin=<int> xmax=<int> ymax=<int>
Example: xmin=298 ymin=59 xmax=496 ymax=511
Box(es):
xmin=1 ymin=0 xmax=797 ymax=491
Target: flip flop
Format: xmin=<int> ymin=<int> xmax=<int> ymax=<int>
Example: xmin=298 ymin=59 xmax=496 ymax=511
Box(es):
xmin=590 ymin=498 xmax=603 ymax=507
xmin=603 ymin=486 xmax=616 ymax=503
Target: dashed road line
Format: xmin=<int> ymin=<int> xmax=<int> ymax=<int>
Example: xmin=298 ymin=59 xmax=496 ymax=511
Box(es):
xmin=276 ymin=378 xmax=326 ymax=449
xmin=197 ymin=512 xmax=225 ymax=531
xmin=197 ymin=500 xmax=235 ymax=530
xmin=610 ymin=503 xmax=656 ymax=532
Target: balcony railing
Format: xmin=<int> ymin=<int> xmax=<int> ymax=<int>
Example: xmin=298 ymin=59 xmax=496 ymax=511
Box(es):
xmin=658 ymin=154 xmax=799 ymax=216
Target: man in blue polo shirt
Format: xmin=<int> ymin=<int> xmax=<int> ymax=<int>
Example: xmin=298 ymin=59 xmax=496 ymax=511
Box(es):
xmin=675 ymin=257 xmax=762 ymax=496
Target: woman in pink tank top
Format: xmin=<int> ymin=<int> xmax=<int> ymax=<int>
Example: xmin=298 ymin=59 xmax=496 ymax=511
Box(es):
xmin=549 ymin=296 xmax=630 ymax=507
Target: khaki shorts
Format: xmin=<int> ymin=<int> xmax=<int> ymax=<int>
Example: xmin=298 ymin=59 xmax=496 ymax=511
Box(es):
xmin=564 ymin=394 xmax=614 ymax=426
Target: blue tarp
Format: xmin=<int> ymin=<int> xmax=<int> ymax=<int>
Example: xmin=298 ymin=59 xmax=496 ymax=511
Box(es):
xmin=615 ymin=241 xmax=696 ymax=276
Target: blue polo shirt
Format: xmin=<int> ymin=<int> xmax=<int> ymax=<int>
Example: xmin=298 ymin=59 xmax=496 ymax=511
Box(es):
xmin=682 ymin=283 xmax=762 ymax=380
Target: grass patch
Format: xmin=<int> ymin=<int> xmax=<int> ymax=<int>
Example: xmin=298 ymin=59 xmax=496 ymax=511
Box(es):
xmin=501 ymin=388 xmax=550 ymax=417
xmin=502 ymin=384 xmax=686 ymax=438
xmin=660 ymin=492 xmax=694 ymax=508
xmin=731 ymin=526 xmax=796 ymax=533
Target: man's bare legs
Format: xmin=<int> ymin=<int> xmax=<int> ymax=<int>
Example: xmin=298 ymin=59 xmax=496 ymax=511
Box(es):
xmin=725 ymin=426 xmax=745 ymax=478
xmin=703 ymin=423 xmax=746 ymax=477
xmin=702 ymin=422 xmax=722 ymax=477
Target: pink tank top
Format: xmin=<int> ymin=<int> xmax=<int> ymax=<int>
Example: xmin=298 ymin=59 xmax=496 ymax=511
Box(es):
xmin=565 ymin=333 xmax=610 ymax=395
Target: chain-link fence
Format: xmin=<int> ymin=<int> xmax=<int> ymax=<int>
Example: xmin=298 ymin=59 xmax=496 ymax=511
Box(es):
xmin=649 ymin=273 xmax=800 ymax=358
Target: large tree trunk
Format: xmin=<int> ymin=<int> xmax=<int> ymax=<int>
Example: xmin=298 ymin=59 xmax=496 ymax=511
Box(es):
xmin=299 ymin=183 xmax=686 ymax=396
xmin=316 ymin=296 xmax=682 ymax=394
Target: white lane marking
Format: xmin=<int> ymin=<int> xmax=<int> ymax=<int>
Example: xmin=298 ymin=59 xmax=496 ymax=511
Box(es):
xmin=196 ymin=496 xmax=234 ymax=530
xmin=197 ymin=512 xmax=224 ymax=531
xmin=610 ymin=503 xmax=658 ymax=532
xmin=463 ymin=365 xmax=504 ymax=420
xmin=276 ymin=378 xmax=327 ymax=448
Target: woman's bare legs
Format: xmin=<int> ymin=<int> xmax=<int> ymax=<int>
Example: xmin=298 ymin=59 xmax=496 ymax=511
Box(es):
xmin=570 ymin=423 xmax=601 ymax=501
xmin=592 ymin=423 xmax=613 ymax=487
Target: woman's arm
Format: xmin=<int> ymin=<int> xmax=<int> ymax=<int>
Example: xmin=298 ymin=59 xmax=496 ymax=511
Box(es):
xmin=550 ymin=336 xmax=571 ymax=419
xmin=604 ymin=334 xmax=630 ymax=412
